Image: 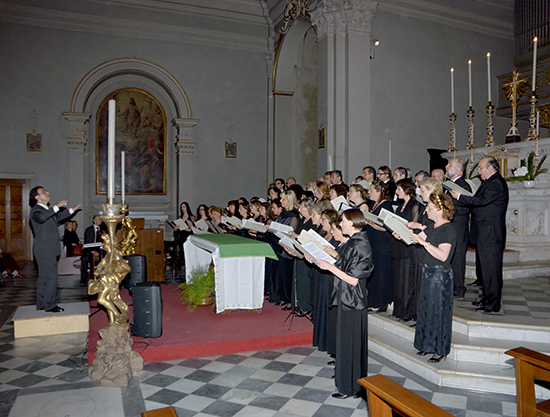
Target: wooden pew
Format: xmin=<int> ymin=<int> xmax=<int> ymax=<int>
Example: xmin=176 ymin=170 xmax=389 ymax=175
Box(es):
xmin=506 ymin=347 xmax=550 ymax=417
xmin=358 ymin=374 xmax=453 ymax=417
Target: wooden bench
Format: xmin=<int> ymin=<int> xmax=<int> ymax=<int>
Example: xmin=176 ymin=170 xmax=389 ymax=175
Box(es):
xmin=358 ymin=374 xmax=453 ymax=417
xmin=506 ymin=347 xmax=550 ymax=417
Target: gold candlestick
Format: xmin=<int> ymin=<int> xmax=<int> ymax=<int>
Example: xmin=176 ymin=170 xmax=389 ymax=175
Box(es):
xmin=485 ymin=103 xmax=494 ymax=147
xmin=526 ymin=93 xmax=538 ymax=141
xmin=448 ymin=113 xmax=457 ymax=154
xmin=466 ymin=107 xmax=475 ymax=151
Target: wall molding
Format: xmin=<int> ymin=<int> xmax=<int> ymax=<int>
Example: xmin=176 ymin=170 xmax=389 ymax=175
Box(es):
xmin=0 ymin=2 xmax=267 ymax=53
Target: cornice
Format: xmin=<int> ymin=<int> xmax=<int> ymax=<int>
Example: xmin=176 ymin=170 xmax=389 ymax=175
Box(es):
xmin=0 ymin=2 xmax=267 ymax=53
xmin=96 ymin=0 xmax=267 ymax=25
xmin=377 ymin=0 xmax=513 ymax=40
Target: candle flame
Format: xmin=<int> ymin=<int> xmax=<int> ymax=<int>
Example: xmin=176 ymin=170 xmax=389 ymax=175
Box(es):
xmin=534 ymin=37 xmax=538 ymax=42
xmin=451 ymin=68 xmax=454 ymax=72
xmin=468 ymin=60 xmax=471 ymax=64
xmin=487 ymin=52 xmax=490 ymax=57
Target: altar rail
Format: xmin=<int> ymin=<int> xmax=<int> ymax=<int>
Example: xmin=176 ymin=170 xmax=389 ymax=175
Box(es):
xmin=358 ymin=374 xmax=453 ymax=417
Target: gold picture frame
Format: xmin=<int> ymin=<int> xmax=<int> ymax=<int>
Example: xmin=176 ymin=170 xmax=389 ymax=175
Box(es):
xmin=95 ymin=87 xmax=167 ymax=196
xmin=225 ymin=141 xmax=237 ymax=158
xmin=318 ymin=127 xmax=326 ymax=149
xmin=26 ymin=132 xmax=42 ymax=152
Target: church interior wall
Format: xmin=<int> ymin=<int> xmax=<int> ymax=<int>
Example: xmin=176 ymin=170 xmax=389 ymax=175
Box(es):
xmin=369 ymin=9 xmax=517 ymax=175
xmin=0 ymin=16 xmax=268 ymax=214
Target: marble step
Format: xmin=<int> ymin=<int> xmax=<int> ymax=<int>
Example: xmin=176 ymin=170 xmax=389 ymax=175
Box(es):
xmin=368 ymin=313 xmax=550 ymax=397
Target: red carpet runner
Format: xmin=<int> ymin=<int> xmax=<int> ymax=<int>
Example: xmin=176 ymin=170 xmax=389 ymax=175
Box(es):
xmin=88 ymin=285 xmax=313 ymax=363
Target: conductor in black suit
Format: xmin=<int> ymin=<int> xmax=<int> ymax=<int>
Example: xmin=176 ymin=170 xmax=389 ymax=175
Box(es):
xmin=29 ymin=186 xmax=82 ymax=312
xmin=451 ymin=157 xmax=509 ymax=313
xmin=445 ymin=158 xmax=471 ymax=299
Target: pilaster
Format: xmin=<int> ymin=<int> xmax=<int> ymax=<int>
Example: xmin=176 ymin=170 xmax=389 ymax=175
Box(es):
xmin=311 ymin=0 xmax=377 ymax=181
xmin=62 ymin=112 xmax=91 ymax=220
xmin=172 ymin=118 xmax=199 ymax=205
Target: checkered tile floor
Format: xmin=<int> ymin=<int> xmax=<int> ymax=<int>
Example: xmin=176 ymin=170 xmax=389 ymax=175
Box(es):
xmin=0 ymin=261 xmax=536 ymax=416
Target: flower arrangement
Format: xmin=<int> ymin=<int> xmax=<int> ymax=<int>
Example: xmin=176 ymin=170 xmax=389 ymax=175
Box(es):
xmin=507 ymin=151 xmax=547 ymax=182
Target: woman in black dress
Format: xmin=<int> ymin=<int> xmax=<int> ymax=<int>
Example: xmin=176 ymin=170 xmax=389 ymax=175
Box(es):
xmin=315 ymin=209 xmax=373 ymax=398
xmin=391 ymin=178 xmax=421 ymax=322
xmin=63 ymin=221 xmax=81 ymax=257
xmin=410 ymin=193 xmax=456 ymax=363
xmin=365 ymin=179 xmax=394 ymax=312
xmin=348 ymin=184 xmax=370 ymax=212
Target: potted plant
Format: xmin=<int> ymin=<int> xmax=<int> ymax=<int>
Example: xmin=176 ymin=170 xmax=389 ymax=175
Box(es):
xmin=178 ymin=265 xmax=216 ymax=311
xmin=506 ymin=151 xmax=547 ymax=188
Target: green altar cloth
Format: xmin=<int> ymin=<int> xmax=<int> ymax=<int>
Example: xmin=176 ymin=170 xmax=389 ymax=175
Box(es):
xmin=193 ymin=234 xmax=278 ymax=260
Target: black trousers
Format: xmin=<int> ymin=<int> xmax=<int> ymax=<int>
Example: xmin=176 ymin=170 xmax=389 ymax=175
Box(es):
xmin=475 ymin=243 xmax=504 ymax=312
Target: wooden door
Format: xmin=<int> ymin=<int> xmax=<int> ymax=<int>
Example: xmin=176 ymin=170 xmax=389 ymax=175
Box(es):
xmin=0 ymin=179 xmax=31 ymax=261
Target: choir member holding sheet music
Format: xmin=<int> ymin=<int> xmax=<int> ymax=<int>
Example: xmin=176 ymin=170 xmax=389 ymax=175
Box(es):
xmin=391 ymin=179 xmax=421 ymax=322
xmin=196 ymin=204 xmax=209 ymax=221
xmin=272 ymin=191 xmax=300 ymax=309
xmin=309 ymin=200 xmax=334 ymax=353
xmin=314 ymin=181 xmax=330 ymax=201
xmin=172 ymin=201 xmax=196 ymax=251
xmin=207 ymin=206 xmax=228 ymax=233
xmin=348 ymin=184 xmax=370 ymax=212
xmin=314 ymin=209 xmax=373 ymax=399
xmin=365 ymin=179 xmax=395 ymax=313
xmin=409 ymin=193 xmax=456 ymax=363
xmin=408 ymin=178 xmax=443 ymax=232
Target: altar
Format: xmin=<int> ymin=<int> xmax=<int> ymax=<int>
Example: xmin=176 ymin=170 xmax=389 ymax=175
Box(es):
xmin=184 ymin=235 xmax=278 ymax=313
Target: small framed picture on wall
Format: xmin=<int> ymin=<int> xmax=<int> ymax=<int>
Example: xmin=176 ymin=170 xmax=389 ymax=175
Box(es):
xmin=225 ymin=140 xmax=237 ymax=158
xmin=27 ymin=131 xmax=42 ymax=152
xmin=318 ymin=127 xmax=326 ymax=149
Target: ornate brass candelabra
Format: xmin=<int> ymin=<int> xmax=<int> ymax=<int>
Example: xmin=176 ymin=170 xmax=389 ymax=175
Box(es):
xmin=485 ymin=103 xmax=494 ymax=147
xmin=526 ymin=93 xmax=538 ymax=141
xmin=87 ymin=200 xmax=130 ymax=327
xmin=466 ymin=107 xmax=475 ymax=150
xmin=448 ymin=113 xmax=457 ymax=154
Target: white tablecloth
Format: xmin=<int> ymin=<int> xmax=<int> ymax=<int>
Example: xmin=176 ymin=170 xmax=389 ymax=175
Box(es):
xmin=184 ymin=236 xmax=266 ymax=313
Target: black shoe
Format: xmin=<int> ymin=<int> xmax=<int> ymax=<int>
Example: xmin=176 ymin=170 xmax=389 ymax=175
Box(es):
xmin=327 ymin=359 xmax=336 ymax=365
xmin=476 ymin=307 xmax=498 ymax=314
xmin=331 ymin=393 xmax=350 ymax=399
xmin=281 ymin=305 xmax=292 ymax=311
xmin=472 ymin=300 xmax=483 ymax=307
xmin=428 ymin=355 xmax=446 ymax=363
xmin=275 ymin=301 xmax=286 ymax=306
xmin=46 ymin=306 xmax=64 ymax=313
xmin=416 ymin=350 xmax=428 ymax=356
xmin=467 ymin=281 xmax=481 ymax=288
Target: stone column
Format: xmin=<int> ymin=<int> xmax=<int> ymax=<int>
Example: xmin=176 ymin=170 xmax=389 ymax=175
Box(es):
xmin=311 ymin=0 xmax=378 ymax=182
xmin=172 ymin=118 xmax=199 ymax=206
xmin=62 ymin=112 xmax=91 ymax=221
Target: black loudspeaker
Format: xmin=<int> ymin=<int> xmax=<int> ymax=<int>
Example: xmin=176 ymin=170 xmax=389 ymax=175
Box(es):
xmin=125 ymin=255 xmax=147 ymax=288
xmin=131 ymin=281 xmax=162 ymax=338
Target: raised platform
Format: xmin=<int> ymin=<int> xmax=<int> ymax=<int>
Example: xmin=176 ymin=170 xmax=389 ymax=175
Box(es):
xmin=369 ymin=303 xmax=550 ymax=398
xmin=12 ymin=302 xmax=89 ymax=338
xmin=465 ymin=249 xmax=550 ymax=279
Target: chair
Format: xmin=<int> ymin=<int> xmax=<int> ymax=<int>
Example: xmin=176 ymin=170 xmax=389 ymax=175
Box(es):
xmin=57 ymin=242 xmax=81 ymax=275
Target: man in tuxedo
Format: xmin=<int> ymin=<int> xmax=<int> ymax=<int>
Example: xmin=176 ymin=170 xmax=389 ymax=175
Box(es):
xmin=451 ymin=157 xmax=509 ymax=313
xmin=330 ymin=170 xmax=347 ymax=188
xmin=377 ymin=165 xmax=396 ymax=200
xmin=431 ymin=168 xmax=445 ymax=183
xmin=81 ymin=215 xmax=106 ymax=283
xmin=445 ymin=158 xmax=471 ymax=299
xmin=29 ymin=186 xmax=81 ymax=312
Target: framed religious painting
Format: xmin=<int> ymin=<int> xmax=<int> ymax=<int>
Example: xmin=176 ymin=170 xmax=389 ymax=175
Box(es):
xmin=26 ymin=131 xmax=42 ymax=152
xmin=224 ymin=140 xmax=237 ymax=158
xmin=96 ymin=88 xmax=167 ymax=196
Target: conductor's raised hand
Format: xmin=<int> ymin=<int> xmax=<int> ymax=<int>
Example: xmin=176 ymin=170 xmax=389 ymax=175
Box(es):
xmin=72 ymin=203 xmax=83 ymax=211
xmin=56 ymin=200 xmax=68 ymax=208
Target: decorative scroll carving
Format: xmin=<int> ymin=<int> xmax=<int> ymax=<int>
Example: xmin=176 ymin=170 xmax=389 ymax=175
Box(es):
xmin=62 ymin=112 xmax=91 ymax=150
xmin=539 ymin=104 xmax=550 ymax=127
xmin=310 ymin=0 xmax=378 ymax=38
xmin=280 ymin=0 xmax=310 ymax=36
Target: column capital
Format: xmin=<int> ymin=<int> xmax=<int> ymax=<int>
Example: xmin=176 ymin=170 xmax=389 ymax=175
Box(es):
xmin=172 ymin=118 xmax=199 ymax=155
xmin=62 ymin=112 xmax=91 ymax=150
xmin=311 ymin=0 xmax=378 ymax=37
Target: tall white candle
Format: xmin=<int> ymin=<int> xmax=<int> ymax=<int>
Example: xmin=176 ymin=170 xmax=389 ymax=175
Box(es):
xmin=451 ymin=68 xmax=455 ymax=114
xmin=532 ymin=37 xmax=538 ymax=91
xmin=487 ymin=53 xmax=491 ymax=103
xmin=388 ymin=138 xmax=392 ymax=168
xmin=121 ymin=151 xmax=125 ymax=202
xmin=107 ymin=99 xmax=116 ymax=200
xmin=468 ymin=60 xmax=472 ymax=108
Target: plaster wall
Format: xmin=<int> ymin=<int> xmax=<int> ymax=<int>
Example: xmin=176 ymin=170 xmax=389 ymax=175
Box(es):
xmin=369 ymin=10 xmax=516 ymax=175
xmin=0 ymin=21 xmax=268 ymax=215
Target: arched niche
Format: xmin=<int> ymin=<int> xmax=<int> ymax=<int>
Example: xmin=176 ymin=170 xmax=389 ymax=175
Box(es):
xmin=272 ymin=21 xmax=319 ymax=184
xmin=63 ymin=58 xmax=198 ymax=225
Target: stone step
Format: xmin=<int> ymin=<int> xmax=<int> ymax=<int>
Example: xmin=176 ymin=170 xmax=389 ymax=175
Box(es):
xmin=368 ymin=313 xmax=550 ymax=397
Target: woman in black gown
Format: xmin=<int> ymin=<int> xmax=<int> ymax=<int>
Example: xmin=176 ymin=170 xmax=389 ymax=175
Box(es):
xmin=391 ymin=178 xmax=421 ymax=322
xmin=292 ymin=197 xmax=315 ymax=316
xmin=63 ymin=221 xmax=81 ymax=257
xmin=315 ymin=209 xmax=373 ymax=398
xmin=365 ymin=179 xmax=394 ymax=312
xmin=410 ymin=193 xmax=456 ymax=363
xmin=348 ymin=184 xmax=370 ymax=212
